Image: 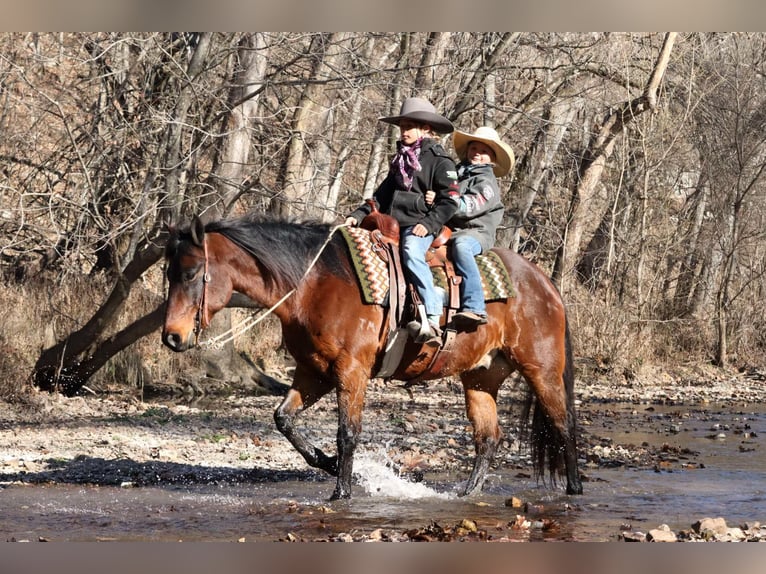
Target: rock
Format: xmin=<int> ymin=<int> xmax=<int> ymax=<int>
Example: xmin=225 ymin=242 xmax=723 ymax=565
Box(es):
xmin=693 ymin=517 xmax=728 ymax=538
xmin=647 ymin=524 xmax=677 ymax=542
xmin=459 ymin=518 xmax=477 ymax=532
xmin=622 ymin=531 xmax=646 ymax=542
xmin=367 ymin=528 xmax=384 ymax=541
xmin=725 ymin=527 xmax=746 ymax=541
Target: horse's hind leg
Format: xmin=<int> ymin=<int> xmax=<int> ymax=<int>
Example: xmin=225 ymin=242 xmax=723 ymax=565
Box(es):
xmin=521 ymin=358 xmax=582 ymax=495
xmin=273 ymin=365 xmax=337 ymax=475
xmin=460 ymin=357 xmax=512 ymax=496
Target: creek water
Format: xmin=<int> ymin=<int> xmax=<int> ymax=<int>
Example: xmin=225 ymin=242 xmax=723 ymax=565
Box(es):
xmin=1 ymin=402 xmax=765 ymax=542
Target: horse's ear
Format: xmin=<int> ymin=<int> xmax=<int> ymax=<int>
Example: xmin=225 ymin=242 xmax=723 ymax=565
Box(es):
xmin=190 ymin=215 xmax=205 ymax=247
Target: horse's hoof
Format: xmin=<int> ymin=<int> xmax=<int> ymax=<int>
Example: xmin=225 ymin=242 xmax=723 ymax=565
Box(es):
xmin=317 ymin=453 xmax=338 ymax=476
xmin=329 ymin=489 xmax=351 ymax=501
xmin=566 ymin=483 xmax=584 ymax=495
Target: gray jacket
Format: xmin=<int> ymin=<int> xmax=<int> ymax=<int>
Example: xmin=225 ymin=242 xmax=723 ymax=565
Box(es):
xmin=448 ymin=162 xmax=504 ymax=252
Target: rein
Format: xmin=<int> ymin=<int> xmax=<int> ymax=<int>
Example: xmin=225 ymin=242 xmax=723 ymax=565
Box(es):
xmin=196 ymin=222 xmax=348 ymax=350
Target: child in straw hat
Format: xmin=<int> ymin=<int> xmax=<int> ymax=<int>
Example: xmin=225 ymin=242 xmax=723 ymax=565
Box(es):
xmin=448 ymin=126 xmax=515 ymax=329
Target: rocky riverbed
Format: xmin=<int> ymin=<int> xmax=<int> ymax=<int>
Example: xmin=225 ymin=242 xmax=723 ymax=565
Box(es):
xmin=1 ymin=364 xmax=765 ymax=542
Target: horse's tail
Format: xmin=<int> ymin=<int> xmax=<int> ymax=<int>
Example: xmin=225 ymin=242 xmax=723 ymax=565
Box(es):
xmin=521 ymin=313 xmax=577 ymax=487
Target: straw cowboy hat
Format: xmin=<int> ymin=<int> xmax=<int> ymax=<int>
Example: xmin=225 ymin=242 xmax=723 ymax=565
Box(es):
xmin=453 ymin=126 xmax=515 ymax=177
xmin=379 ymin=97 xmax=454 ymax=134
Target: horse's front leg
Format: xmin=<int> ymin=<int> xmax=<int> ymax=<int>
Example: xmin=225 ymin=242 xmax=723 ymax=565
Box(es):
xmin=273 ymin=366 xmax=337 ymax=475
xmin=330 ymin=369 xmax=369 ymax=500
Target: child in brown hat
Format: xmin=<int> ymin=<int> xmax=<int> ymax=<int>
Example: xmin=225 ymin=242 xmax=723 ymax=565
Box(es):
xmin=346 ymin=97 xmax=459 ymax=346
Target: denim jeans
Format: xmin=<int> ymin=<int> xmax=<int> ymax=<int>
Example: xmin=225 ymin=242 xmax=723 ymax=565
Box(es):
xmin=401 ymin=226 xmax=441 ymax=318
xmin=451 ymin=234 xmax=485 ymax=314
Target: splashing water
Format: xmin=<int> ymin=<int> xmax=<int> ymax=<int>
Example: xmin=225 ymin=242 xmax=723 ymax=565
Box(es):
xmin=352 ymin=447 xmax=454 ymax=500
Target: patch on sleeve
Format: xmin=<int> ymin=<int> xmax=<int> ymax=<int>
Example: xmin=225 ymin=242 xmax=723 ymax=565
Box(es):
xmin=446 ymin=170 xmax=458 ymax=180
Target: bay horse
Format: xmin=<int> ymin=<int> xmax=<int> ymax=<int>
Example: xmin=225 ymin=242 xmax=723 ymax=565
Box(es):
xmin=162 ymin=213 xmax=582 ymax=500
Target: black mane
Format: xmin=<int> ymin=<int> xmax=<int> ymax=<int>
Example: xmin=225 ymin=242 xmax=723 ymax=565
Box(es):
xmin=204 ymin=214 xmax=351 ymax=289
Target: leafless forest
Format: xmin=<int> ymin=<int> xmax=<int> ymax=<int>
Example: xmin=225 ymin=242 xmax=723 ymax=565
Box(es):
xmin=1 ymin=32 xmax=765 ymax=398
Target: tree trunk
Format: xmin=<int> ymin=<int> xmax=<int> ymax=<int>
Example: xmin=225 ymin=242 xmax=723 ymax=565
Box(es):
xmin=673 ymin=177 xmax=709 ymax=315
xmin=195 ymin=33 xmax=272 ymax=386
xmin=31 ymin=33 xmax=274 ymax=397
xmin=211 ymin=33 xmax=269 ymax=215
xmin=32 ymin=242 xmax=164 ymax=394
xmin=160 ymin=32 xmax=213 ymax=221
xmin=451 ymin=33 xmax=519 ymax=120
xmin=414 ymin=33 xmax=450 ymax=95
xmin=362 ymin=36 xmax=407 ymax=199
xmin=551 ymin=32 xmax=677 ymax=292
xmin=501 ymin=99 xmax=577 ymax=251
xmin=276 ymin=32 xmax=351 ymax=218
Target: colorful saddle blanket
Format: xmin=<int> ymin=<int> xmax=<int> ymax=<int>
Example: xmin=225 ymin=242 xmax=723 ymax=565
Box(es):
xmin=339 ymin=226 xmax=515 ymax=305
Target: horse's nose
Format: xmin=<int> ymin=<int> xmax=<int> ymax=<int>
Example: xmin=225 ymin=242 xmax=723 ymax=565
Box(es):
xmin=162 ymin=331 xmax=187 ymax=352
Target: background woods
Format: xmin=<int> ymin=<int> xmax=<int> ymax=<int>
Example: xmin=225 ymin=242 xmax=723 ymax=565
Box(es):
xmin=1 ymin=32 xmax=765 ymax=398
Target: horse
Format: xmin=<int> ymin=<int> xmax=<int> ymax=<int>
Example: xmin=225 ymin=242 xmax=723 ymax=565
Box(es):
xmin=162 ymin=213 xmax=582 ymax=500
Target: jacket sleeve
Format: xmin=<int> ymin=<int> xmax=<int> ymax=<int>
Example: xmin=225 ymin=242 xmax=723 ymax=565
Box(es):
xmin=457 ymin=173 xmax=501 ymax=218
xmin=347 ymin=201 xmax=371 ymax=223
xmin=346 ymin=172 xmax=395 ymax=223
xmin=420 ymin=156 xmax=459 ymax=235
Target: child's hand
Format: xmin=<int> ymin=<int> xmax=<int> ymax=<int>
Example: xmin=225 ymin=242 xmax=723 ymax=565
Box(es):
xmin=424 ymin=190 xmax=435 ymax=205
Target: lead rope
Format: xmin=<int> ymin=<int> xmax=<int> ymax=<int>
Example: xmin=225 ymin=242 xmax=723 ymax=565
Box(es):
xmin=198 ymin=222 xmax=348 ymax=350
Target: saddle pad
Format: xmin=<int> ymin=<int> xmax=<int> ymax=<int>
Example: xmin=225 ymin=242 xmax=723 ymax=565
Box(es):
xmin=339 ymin=226 xmax=389 ymax=305
xmin=339 ymin=227 xmax=515 ymax=305
xmin=431 ymin=250 xmax=515 ymax=301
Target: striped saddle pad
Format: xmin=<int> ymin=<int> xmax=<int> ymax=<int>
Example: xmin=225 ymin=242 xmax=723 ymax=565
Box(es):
xmin=339 ymin=226 xmax=515 ymax=305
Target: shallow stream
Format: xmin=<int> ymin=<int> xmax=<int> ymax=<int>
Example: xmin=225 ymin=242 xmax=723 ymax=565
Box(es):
xmin=2 ymin=402 xmax=765 ymax=541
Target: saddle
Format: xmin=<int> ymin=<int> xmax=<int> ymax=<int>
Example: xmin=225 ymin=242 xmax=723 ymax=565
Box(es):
xmin=358 ymin=203 xmax=462 ymax=378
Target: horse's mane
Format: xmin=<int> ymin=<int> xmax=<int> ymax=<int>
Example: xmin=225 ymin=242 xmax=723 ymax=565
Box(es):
xmin=205 ymin=213 xmax=351 ymax=289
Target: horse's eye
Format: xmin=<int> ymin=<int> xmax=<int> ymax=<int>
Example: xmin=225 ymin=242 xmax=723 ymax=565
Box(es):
xmin=183 ymin=269 xmax=199 ymax=282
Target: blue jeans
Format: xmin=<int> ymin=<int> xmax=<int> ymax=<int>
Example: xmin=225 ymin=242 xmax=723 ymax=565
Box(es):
xmin=401 ymin=226 xmax=441 ymax=318
xmin=451 ymin=235 xmax=485 ymax=314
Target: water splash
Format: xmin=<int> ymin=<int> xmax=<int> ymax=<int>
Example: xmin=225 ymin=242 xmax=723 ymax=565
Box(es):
xmin=352 ymin=448 xmax=454 ymax=500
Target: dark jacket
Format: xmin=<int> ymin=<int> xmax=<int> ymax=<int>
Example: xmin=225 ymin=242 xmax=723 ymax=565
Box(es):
xmin=348 ymin=138 xmax=459 ymax=236
xmin=448 ymin=161 xmax=504 ymax=252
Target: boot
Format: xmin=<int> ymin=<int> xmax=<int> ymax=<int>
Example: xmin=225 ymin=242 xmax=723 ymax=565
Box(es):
xmin=453 ymin=310 xmax=488 ymax=329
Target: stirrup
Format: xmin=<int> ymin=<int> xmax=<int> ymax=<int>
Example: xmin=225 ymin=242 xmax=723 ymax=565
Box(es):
xmin=420 ymin=322 xmax=442 ymax=347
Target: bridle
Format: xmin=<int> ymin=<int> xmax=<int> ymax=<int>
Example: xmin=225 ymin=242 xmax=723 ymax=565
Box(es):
xmin=193 ymin=235 xmax=211 ymax=344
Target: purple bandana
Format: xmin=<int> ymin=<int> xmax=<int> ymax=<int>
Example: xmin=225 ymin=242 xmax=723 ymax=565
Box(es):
xmin=392 ymin=138 xmax=422 ymax=190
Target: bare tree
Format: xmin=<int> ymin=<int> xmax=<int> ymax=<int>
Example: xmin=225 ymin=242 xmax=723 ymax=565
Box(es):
xmin=551 ymin=32 xmax=678 ymax=292
xmin=2 ymin=32 xmax=766 ymax=399
xmin=275 ymin=32 xmax=352 ymax=218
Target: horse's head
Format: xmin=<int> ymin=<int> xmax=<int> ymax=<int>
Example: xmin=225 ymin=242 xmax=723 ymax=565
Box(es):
xmin=162 ymin=216 xmax=230 ymax=352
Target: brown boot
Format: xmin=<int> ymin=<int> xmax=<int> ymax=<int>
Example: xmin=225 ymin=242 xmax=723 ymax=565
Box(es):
xmin=453 ymin=311 xmax=488 ymax=329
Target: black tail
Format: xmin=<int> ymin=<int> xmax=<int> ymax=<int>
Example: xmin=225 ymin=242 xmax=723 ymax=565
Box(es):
xmin=523 ymin=315 xmax=577 ymax=487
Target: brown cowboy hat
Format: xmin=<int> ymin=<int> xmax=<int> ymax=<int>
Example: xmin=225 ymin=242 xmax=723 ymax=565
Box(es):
xmin=379 ymin=97 xmax=454 ymax=134
xmin=453 ymin=126 xmax=515 ymax=177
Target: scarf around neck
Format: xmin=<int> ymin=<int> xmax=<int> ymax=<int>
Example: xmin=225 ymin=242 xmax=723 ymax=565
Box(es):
xmin=392 ymin=137 xmax=423 ymax=190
